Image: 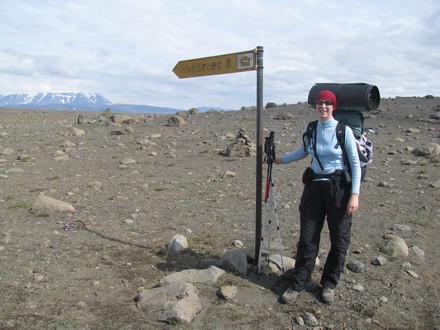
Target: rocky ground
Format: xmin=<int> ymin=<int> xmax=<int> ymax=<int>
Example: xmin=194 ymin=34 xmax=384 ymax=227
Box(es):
xmin=0 ymin=96 xmax=439 ymax=330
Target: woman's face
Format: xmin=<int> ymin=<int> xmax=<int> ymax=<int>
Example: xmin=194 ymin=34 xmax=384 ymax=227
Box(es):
xmin=316 ymin=99 xmax=334 ymax=121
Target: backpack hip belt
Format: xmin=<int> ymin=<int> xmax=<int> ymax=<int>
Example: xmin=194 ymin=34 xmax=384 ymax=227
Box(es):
xmin=303 ymin=168 xmax=351 ymax=185
xmin=312 ymin=171 xmax=341 ymax=180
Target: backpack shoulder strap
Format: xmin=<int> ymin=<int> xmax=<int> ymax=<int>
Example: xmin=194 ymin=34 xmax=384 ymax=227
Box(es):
xmin=303 ymin=120 xmax=324 ymax=170
xmin=336 ymin=121 xmax=349 ymax=166
xmin=336 ymin=121 xmax=346 ymax=147
xmin=303 ymin=120 xmax=318 ymax=152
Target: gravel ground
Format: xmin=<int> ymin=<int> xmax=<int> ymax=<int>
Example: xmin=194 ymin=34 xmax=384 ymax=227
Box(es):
xmin=0 ymin=97 xmax=439 ymax=329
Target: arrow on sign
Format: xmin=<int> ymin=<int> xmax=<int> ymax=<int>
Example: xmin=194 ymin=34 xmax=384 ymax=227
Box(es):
xmin=173 ymin=49 xmax=257 ymax=79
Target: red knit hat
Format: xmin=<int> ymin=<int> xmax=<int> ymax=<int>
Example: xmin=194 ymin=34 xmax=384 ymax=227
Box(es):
xmin=316 ymin=90 xmax=337 ymax=110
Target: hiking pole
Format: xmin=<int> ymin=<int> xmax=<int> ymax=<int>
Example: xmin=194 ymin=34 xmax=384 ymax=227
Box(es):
xmin=257 ymin=132 xmax=285 ymax=274
xmin=266 ymin=161 xmax=285 ymax=274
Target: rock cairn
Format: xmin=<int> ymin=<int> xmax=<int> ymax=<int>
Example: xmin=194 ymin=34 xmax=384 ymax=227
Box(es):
xmin=225 ymin=128 xmax=256 ymax=157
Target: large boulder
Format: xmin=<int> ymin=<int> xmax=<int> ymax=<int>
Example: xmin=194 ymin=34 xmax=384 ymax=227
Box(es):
xmin=217 ymin=250 xmax=248 ymax=275
xmin=135 ymin=283 xmax=202 ymax=324
xmin=166 ymin=115 xmax=186 ymax=126
xmin=380 ymin=235 xmax=409 ymax=257
xmin=30 ymin=194 xmax=76 ymax=214
xmin=159 ymin=266 xmax=225 ymax=285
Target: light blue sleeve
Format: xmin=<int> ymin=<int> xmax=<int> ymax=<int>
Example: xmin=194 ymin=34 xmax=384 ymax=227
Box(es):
xmin=280 ymin=145 xmax=308 ymax=164
xmin=344 ymin=126 xmax=361 ymax=194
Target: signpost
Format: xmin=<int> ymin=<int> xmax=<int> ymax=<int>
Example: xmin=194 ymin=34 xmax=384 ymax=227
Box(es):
xmin=173 ymin=49 xmax=257 ymax=79
xmin=173 ymin=47 xmax=265 ymax=270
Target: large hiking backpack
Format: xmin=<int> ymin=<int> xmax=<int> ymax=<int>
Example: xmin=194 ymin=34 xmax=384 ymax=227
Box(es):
xmin=335 ymin=121 xmax=373 ymax=181
xmin=333 ymin=110 xmax=363 ymax=138
xmin=302 ymin=120 xmax=372 ymax=181
xmin=306 ymin=83 xmax=380 ymax=181
xmin=333 ymin=110 xmax=374 ymax=166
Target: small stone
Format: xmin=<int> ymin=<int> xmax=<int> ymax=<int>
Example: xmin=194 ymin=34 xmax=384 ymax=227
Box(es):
xmin=391 ymin=224 xmax=411 ymax=232
xmin=233 ymin=240 xmax=244 ymax=248
xmin=378 ymin=181 xmax=392 ymax=188
xmin=295 ymin=316 xmax=305 ymax=326
xmin=120 ymin=158 xmax=137 ymax=165
xmin=400 ymin=160 xmax=418 ymax=166
xmin=167 ymin=234 xmax=188 ymax=254
xmin=372 ymin=256 xmax=387 ymax=266
xmin=217 ymin=286 xmax=238 ymax=300
xmin=54 ymin=154 xmax=69 ymax=161
xmin=111 ymin=115 xmax=134 ymax=124
xmin=405 ymin=269 xmax=419 ymax=278
xmin=303 ymin=312 xmax=319 ymax=327
xmin=411 ymin=246 xmax=425 ymax=257
xmin=0 ymin=147 xmax=15 ymax=155
xmin=258 ymin=260 xmax=279 ymax=276
xmin=347 ymin=260 xmax=365 ymax=273
xmin=352 ymin=284 xmax=364 ymax=292
xmin=401 ymin=262 xmax=412 ymax=269
xmin=223 ymin=170 xmax=236 ymax=179
xmin=379 ymin=296 xmax=388 ymax=303
xmin=406 ymin=128 xmax=420 ymax=134
xmin=72 ymin=127 xmax=86 ymax=136
xmin=34 ymin=275 xmax=45 ymax=282
xmin=87 ymin=181 xmax=103 ymax=190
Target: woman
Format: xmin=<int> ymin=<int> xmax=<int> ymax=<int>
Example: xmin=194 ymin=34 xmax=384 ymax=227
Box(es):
xmin=274 ymin=90 xmax=361 ymax=304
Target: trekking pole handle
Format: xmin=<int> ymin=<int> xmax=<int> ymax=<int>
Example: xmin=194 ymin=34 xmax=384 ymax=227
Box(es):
xmin=264 ymin=131 xmax=276 ymax=163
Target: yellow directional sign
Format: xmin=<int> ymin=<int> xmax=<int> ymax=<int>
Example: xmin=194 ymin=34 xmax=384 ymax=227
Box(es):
xmin=173 ymin=49 xmax=257 ymax=79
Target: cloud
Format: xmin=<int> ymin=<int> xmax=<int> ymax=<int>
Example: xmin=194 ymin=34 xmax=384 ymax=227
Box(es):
xmin=0 ymin=50 xmax=35 ymax=77
xmin=0 ymin=0 xmax=439 ymax=109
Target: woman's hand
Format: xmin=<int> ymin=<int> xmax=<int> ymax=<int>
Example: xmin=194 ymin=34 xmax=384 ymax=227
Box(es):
xmin=347 ymin=193 xmax=359 ymax=214
xmin=274 ymin=158 xmax=282 ymax=164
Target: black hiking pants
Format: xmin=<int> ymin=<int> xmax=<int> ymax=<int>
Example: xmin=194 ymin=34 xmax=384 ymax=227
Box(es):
xmin=290 ymin=179 xmax=352 ymax=291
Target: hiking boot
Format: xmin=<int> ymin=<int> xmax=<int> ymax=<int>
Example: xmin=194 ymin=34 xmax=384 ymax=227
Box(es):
xmin=321 ymin=287 xmax=335 ymax=304
xmin=279 ymin=287 xmax=302 ymax=304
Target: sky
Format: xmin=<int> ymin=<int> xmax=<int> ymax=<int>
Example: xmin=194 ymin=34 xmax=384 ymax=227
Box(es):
xmin=1 ymin=0 xmax=439 ymax=110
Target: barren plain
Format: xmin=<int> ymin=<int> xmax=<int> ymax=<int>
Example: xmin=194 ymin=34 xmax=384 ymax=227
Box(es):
xmin=0 ymin=96 xmax=439 ymax=329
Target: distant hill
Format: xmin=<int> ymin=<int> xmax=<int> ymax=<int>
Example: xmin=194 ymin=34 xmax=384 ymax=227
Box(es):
xmin=0 ymin=92 xmax=184 ymax=114
xmin=196 ymin=106 xmax=226 ymax=112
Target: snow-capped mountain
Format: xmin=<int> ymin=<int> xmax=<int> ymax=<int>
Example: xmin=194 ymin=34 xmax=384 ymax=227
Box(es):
xmin=0 ymin=92 xmax=182 ymax=114
xmin=0 ymin=92 xmax=111 ymax=108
